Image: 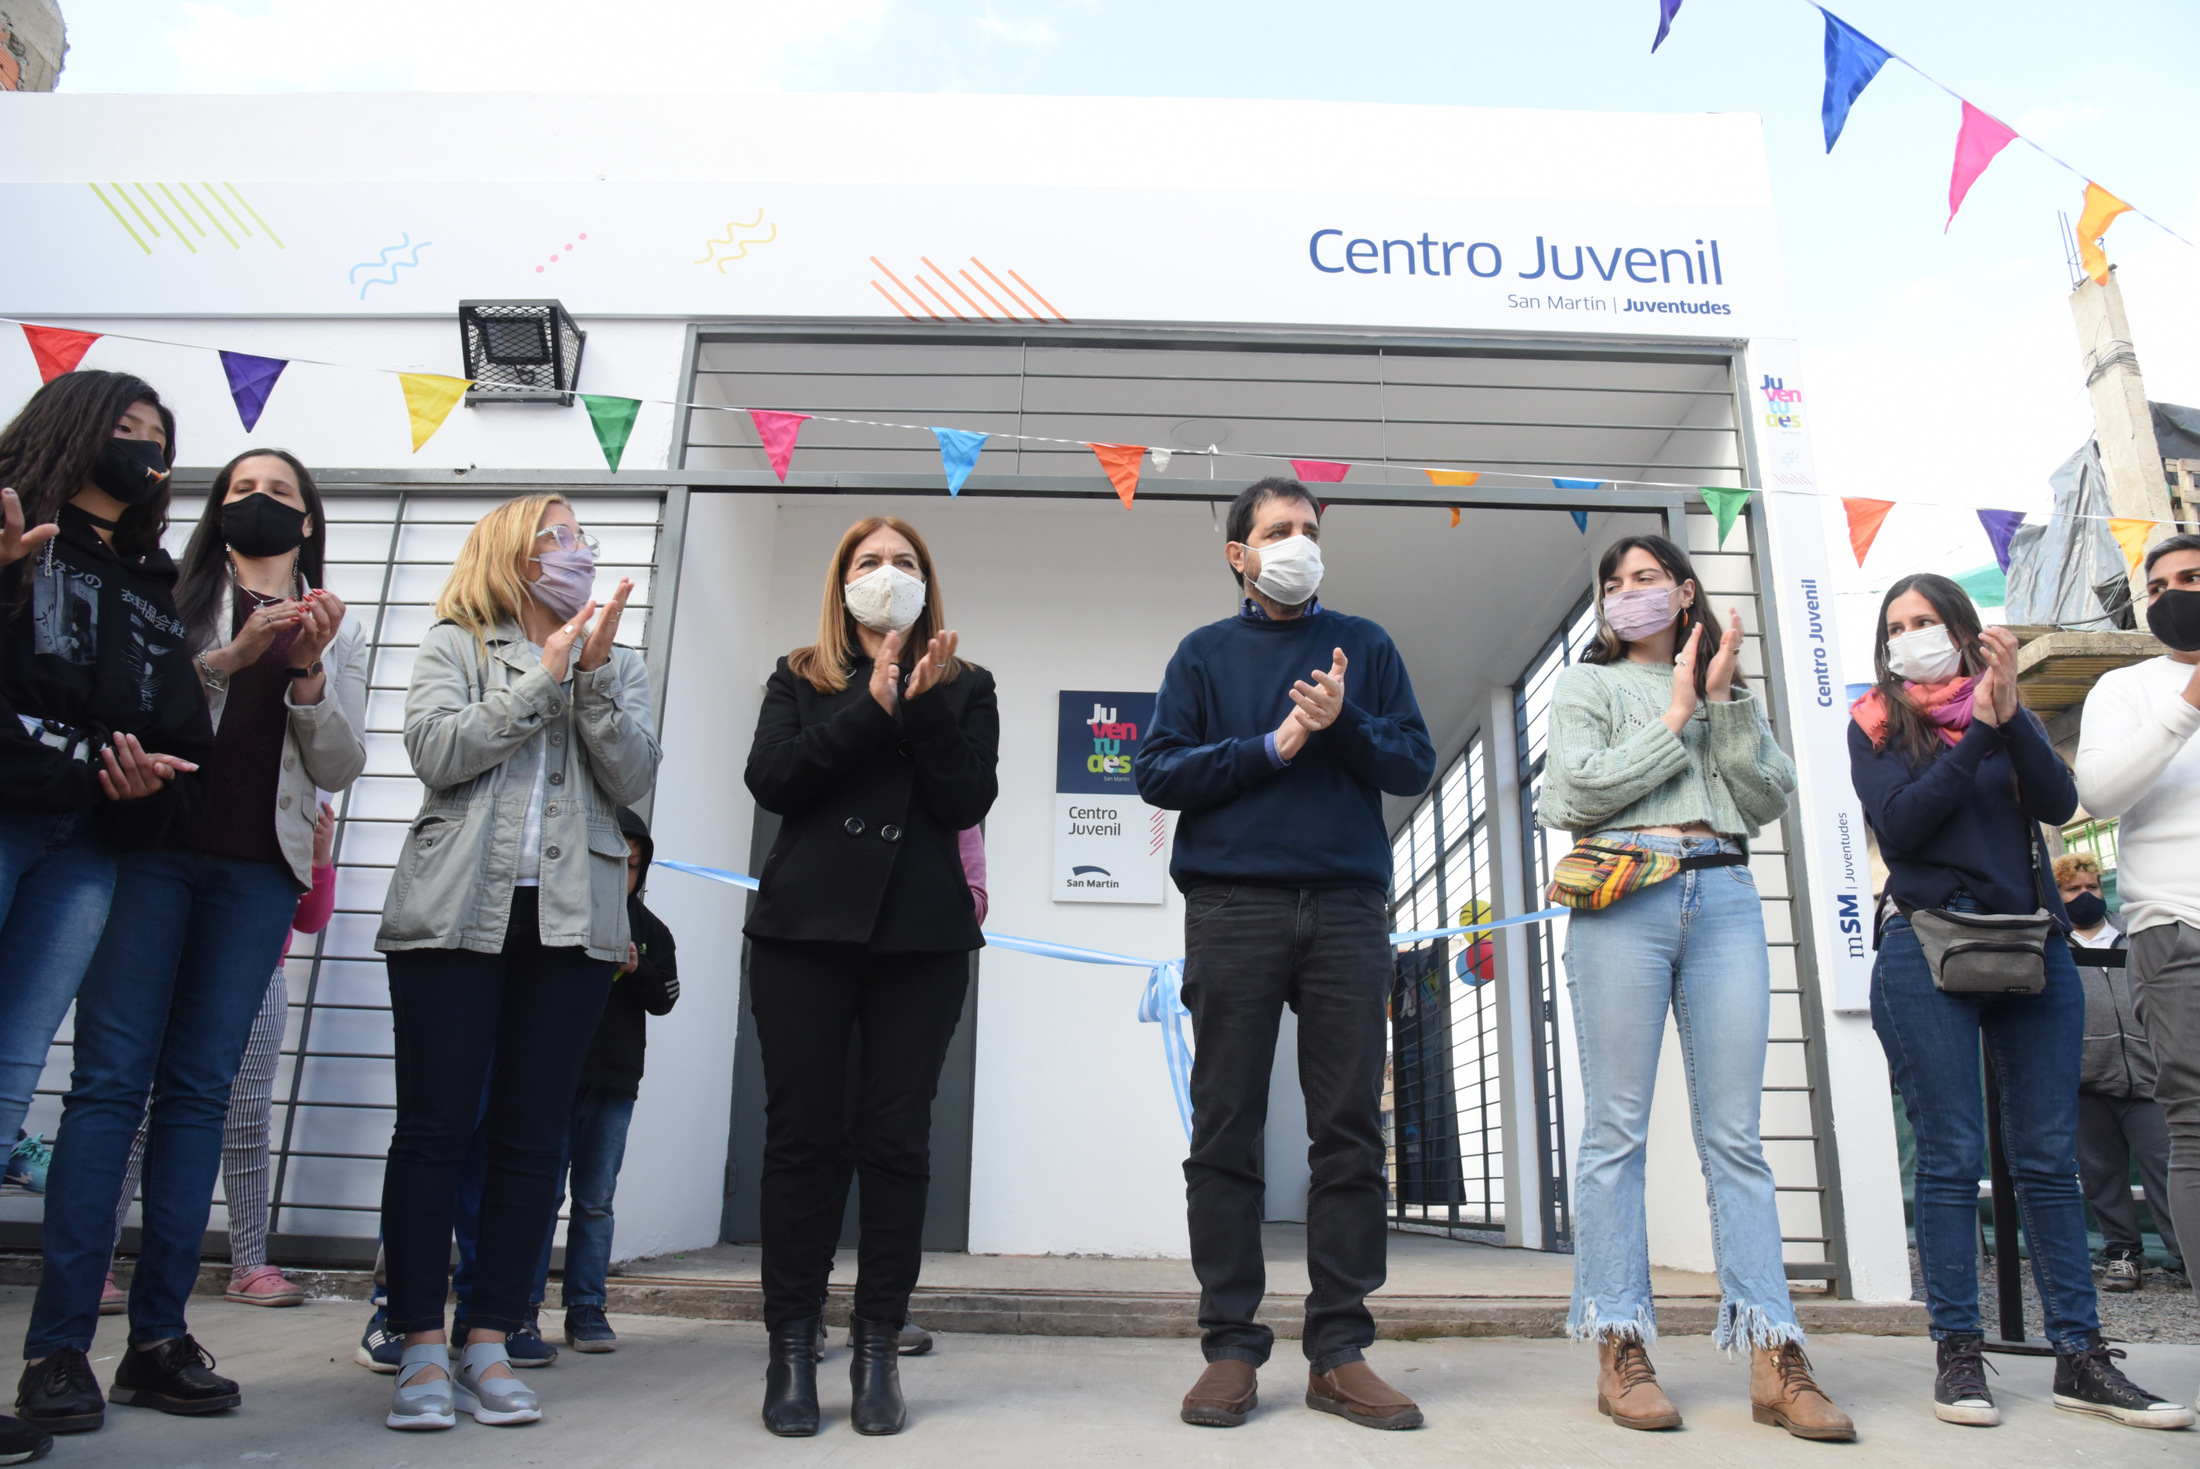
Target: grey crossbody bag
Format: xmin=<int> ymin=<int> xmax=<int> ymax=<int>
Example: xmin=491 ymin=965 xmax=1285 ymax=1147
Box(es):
xmin=1901 ymin=827 xmax=2056 ymax=996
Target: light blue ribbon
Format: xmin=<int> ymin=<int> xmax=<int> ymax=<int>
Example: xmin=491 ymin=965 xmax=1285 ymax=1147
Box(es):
xmin=657 ymin=858 xmax=1563 ymax=1141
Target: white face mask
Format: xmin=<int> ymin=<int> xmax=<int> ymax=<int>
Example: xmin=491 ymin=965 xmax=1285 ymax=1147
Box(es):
xmin=1241 ymin=534 xmax=1324 ymax=606
xmin=1886 ymin=624 xmax=1963 ymax=683
xmin=844 ymin=564 xmax=927 ymax=633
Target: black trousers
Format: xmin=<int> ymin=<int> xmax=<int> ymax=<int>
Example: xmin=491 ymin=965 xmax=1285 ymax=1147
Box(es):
xmin=380 ymin=889 xmax=613 ymax=1335
xmin=1180 ymin=884 xmax=1392 ymax=1372
xmin=749 ymin=937 xmax=970 ymax=1328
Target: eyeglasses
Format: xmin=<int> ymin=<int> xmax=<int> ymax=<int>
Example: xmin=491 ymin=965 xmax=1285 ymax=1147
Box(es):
xmin=534 ymin=524 xmax=600 ymax=557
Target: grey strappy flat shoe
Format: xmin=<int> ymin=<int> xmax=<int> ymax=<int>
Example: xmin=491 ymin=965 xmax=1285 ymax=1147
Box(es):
xmin=455 ymin=1341 xmax=540 ymax=1426
xmin=386 ymin=1344 xmax=455 ymax=1431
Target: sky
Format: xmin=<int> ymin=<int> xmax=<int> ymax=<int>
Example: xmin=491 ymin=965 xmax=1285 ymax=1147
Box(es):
xmin=47 ymin=0 xmax=2200 ymax=673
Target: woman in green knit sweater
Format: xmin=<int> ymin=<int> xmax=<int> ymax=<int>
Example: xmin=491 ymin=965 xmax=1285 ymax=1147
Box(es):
xmin=1538 ymin=535 xmax=1850 ymax=1441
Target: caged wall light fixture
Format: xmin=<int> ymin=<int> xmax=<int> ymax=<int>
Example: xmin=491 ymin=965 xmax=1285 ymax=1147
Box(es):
xmin=457 ymin=299 xmax=586 ymax=406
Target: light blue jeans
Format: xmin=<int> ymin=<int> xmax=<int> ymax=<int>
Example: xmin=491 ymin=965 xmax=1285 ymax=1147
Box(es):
xmin=1560 ymin=832 xmax=1800 ymax=1350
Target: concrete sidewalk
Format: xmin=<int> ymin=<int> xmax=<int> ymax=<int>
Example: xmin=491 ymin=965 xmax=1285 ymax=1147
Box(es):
xmin=3 ymin=1288 xmax=2191 ymax=1468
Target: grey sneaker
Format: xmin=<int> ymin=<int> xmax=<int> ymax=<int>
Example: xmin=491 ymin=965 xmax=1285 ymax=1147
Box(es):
xmin=454 ymin=1342 xmax=540 ymax=1426
xmin=385 ymin=1345 xmax=455 ymax=1432
xmin=2101 ymin=1255 xmax=2142 ymax=1293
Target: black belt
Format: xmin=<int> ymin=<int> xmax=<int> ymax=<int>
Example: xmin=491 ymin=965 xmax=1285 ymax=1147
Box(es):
xmin=2069 ymin=945 xmax=2127 ymax=969
xmin=1678 ymin=853 xmax=1749 ymax=870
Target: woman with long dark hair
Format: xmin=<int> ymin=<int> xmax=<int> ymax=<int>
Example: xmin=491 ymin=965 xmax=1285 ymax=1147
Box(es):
xmin=20 ymin=446 xmax=368 ymax=1433
xmin=375 ymin=493 xmax=657 ymax=1433
xmin=1538 ymin=534 xmax=1848 ymax=1439
xmin=1852 ymin=573 xmax=2188 ymax=1432
xmin=0 ymin=371 xmax=211 ymax=1459
xmin=745 ymin=515 xmax=996 ymax=1438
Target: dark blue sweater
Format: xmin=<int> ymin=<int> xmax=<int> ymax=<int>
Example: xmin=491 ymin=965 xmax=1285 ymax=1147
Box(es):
xmin=1848 ymin=708 xmax=2076 ymax=923
xmin=1134 ymin=605 xmax=1434 ymax=892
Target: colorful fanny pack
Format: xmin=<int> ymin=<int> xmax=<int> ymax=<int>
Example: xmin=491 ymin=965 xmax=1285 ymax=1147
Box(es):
xmin=1546 ymin=835 xmax=1747 ymax=912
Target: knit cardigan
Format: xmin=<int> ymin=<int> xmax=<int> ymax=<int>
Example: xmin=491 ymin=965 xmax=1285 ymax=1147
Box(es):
xmin=1536 ymin=659 xmax=1796 ymax=839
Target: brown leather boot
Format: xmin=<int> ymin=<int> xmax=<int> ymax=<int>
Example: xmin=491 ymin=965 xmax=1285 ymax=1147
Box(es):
xmin=1306 ymin=1361 xmax=1424 ymax=1430
xmin=1180 ymin=1359 xmax=1257 ymax=1427
xmin=1752 ymin=1342 xmax=1857 ymax=1442
xmin=1597 ymin=1337 xmax=1681 ymax=1430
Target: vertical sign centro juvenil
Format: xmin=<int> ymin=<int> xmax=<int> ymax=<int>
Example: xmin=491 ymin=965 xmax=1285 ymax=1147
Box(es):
xmin=1053 ymin=690 xmax=1168 ymax=904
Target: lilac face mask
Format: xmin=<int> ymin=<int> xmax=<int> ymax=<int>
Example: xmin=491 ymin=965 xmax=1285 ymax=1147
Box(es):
xmin=1603 ymin=585 xmax=1680 ymax=642
xmin=527 ymin=545 xmax=598 ymax=622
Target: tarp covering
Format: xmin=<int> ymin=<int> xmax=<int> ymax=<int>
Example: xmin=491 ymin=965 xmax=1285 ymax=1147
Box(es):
xmin=2153 ymin=401 xmax=2200 ymax=461
xmin=2005 ymin=438 xmax=2130 ymax=630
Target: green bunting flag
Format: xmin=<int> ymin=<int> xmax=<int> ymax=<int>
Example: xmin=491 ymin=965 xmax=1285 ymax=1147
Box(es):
xmin=581 ymin=395 xmax=643 ymax=472
xmin=1700 ymin=486 xmax=1753 ymax=547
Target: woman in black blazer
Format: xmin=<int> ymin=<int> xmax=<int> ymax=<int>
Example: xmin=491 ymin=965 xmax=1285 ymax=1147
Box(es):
xmin=743 ymin=515 xmax=997 ymax=1439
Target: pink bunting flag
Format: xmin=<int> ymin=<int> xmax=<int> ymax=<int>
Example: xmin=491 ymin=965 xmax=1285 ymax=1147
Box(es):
xmin=749 ymin=410 xmax=810 ymax=482
xmin=1290 ymin=459 xmax=1349 ymax=483
xmin=1946 ymin=102 xmax=2018 ymax=231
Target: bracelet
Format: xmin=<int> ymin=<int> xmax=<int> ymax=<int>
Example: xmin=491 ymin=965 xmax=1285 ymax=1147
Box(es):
xmin=195 ymin=652 xmax=230 ymax=693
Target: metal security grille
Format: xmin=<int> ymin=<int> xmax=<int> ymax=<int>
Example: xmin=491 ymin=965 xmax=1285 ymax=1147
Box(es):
xmin=9 ymin=485 xmax=669 ymax=1264
xmin=1384 ymin=735 xmax=1503 ymax=1235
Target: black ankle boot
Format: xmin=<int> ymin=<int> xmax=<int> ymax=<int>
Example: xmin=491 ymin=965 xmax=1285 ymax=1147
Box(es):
xmin=762 ymin=1316 xmax=822 ymax=1437
xmin=848 ymin=1315 xmax=906 ymax=1435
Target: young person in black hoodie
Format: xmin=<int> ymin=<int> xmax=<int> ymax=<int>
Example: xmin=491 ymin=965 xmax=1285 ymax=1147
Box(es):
xmin=537 ymin=805 xmax=678 ymax=1354
xmin=0 ymin=372 xmax=211 ymax=1455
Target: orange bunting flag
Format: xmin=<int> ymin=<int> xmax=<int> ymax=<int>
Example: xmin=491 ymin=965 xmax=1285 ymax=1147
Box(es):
xmin=1088 ymin=442 xmax=1146 ymax=509
xmin=2076 ymin=182 xmax=2133 ymax=286
xmin=1842 ymin=498 xmax=1895 ymax=565
xmin=1450 ymin=507 xmax=1461 ymax=527
xmin=1425 ymin=469 xmax=1481 ymax=487
xmin=400 ymin=374 xmax=472 ymax=453
xmin=2108 ymin=517 xmax=2158 ymax=572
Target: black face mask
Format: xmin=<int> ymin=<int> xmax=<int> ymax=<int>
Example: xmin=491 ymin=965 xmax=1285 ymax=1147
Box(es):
xmin=221 ymin=492 xmax=308 ymax=558
xmin=2147 ymin=587 xmax=2200 ymax=654
xmin=89 ymin=436 xmax=171 ymax=507
xmin=2065 ymin=891 xmax=2108 ymax=930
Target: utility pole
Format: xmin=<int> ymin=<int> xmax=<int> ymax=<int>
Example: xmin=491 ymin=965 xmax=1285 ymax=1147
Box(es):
xmin=2071 ymin=268 xmax=2173 ymax=606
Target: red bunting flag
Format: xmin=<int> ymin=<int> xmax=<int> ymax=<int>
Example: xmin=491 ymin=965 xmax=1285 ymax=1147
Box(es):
xmin=1945 ymin=102 xmax=2018 ymax=231
xmin=1842 ymin=498 xmax=1895 ymax=565
xmin=749 ymin=410 xmax=810 ymax=483
xmin=1290 ymin=459 xmax=1350 ymax=483
xmin=1088 ymin=442 xmax=1146 ymax=509
xmin=22 ymin=325 xmax=100 ymax=383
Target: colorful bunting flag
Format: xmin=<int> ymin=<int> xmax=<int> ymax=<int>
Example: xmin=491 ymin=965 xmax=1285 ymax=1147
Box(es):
xmin=1150 ymin=448 xmax=1172 ymax=473
xmin=1425 ymin=469 xmax=1480 ymax=487
xmin=1945 ymin=102 xmax=2018 ymax=232
xmin=218 ymin=351 xmax=289 ymax=432
xmin=1700 ymin=486 xmax=1753 ymax=547
xmin=1820 ymin=10 xmax=1892 ymax=152
xmin=932 ymin=427 xmax=988 ymax=496
xmin=1290 ymin=459 xmax=1350 ymax=484
xmin=1552 ymin=478 xmax=1600 ymax=490
xmin=1975 ymin=510 xmax=2026 ymax=572
xmin=1450 ymin=508 xmax=1461 ymax=528
xmin=1652 ymin=0 xmax=1684 ymax=52
xmin=2108 ymin=517 xmax=2158 ymax=573
xmin=749 ymin=410 xmax=810 ymax=482
xmin=1842 ymin=498 xmax=1895 ymax=565
xmin=1953 ymin=563 xmax=2008 ymax=609
xmin=580 ymin=395 xmax=643 ymax=472
xmin=1090 ymin=442 xmax=1148 ymax=509
xmin=1571 ymin=511 xmax=1589 ymax=533
xmin=398 ymin=374 xmax=471 ymax=453
xmin=2076 ymin=182 xmax=2133 ymax=287
xmin=21 ymin=324 xmax=99 ymax=383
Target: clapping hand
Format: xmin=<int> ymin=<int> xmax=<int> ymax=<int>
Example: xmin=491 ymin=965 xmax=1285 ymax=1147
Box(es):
xmin=578 ymin=579 xmax=633 ymax=673
xmin=542 ymin=601 xmax=596 ymax=677
xmin=1275 ymin=647 xmax=1348 ymax=761
xmin=1663 ymin=624 xmax=1704 ymax=734
xmin=97 ymin=733 xmax=198 ymax=802
xmin=223 ymin=597 xmax=306 ymax=670
xmin=1971 ymin=627 xmax=2022 ymax=726
xmin=905 ymin=630 xmax=958 ymax=700
xmin=0 ymin=488 xmax=56 ymax=567
xmin=1705 ymin=607 xmax=1744 ymax=702
xmin=287 ymin=590 xmax=347 ymax=668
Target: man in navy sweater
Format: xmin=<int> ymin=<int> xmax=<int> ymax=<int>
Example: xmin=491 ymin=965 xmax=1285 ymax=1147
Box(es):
xmin=1134 ymin=477 xmax=1434 ymax=1433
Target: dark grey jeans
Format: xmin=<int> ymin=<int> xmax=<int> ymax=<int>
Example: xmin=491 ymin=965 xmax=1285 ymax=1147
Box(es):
xmin=2076 ymin=1092 xmax=2181 ymax=1262
xmin=1180 ymin=883 xmax=1392 ymax=1372
xmin=2130 ymin=921 xmax=2200 ymax=1279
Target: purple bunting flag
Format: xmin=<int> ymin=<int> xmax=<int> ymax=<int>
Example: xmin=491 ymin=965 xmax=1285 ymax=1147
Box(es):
xmin=219 ymin=350 xmax=289 ymax=432
xmin=1977 ymin=510 xmax=2026 ymax=573
xmin=1652 ymin=0 xmax=1683 ymax=52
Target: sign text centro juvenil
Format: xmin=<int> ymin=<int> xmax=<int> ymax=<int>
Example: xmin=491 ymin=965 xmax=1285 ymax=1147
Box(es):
xmin=1053 ymin=690 xmax=1167 ymax=905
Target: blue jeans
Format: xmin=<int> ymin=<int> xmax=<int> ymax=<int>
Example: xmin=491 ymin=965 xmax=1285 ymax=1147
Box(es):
xmin=26 ymin=848 xmax=299 ymax=1354
xmin=1561 ymin=833 xmax=1799 ymax=1349
xmin=0 ymin=808 xmax=119 ymax=1148
xmin=527 ymin=1086 xmax=637 ymax=1309
xmin=1872 ymin=897 xmax=2099 ymax=1352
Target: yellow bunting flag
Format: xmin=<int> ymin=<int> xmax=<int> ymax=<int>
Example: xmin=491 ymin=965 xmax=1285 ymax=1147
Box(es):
xmin=2076 ymin=182 xmax=2133 ymax=287
xmin=1425 ymin=469 xmax=1480 ymax=487
xmin=2108 ymin=517 xmax=2158 ymax=572
xmin=400 ymin=374 xmax=471 ymax=453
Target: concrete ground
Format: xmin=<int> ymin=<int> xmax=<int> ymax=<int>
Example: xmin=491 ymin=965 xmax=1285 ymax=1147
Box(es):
xmin=4 ymin=1287 xmax=2194 ymax=1468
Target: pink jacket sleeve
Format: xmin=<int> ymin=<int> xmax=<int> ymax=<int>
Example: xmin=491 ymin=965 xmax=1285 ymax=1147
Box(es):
xmin=957 ymin=825 xmax=989 ymax=927
xmin=292 ymin=863 xmax=339 ymax=937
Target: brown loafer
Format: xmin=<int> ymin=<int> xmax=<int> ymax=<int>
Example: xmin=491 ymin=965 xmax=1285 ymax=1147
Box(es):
xmin=1597 ymin=1337 xmax=1682 ymax=1430
xmin=1181 ymin=1359 xmax=1257 ymax=1427
xmin=1752 ymin=1342 xmax=1857 ymax=1442
xmin=1306 ymin=1361 xmax=1424 ymax=1430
